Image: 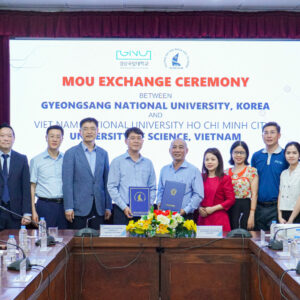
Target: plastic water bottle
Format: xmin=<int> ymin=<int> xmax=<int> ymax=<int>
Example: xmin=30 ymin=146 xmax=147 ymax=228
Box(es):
xmin=39 ymin=217 xmax=47 ymax=238
xmin=270 ymin=220 xmax=277 ymax=239
xmin=282 ymin=238 xmax=289 ymax=253
xmin=39 ymin=217 xmax=47 ymax=250
xmin=291 ymin=235 xmax=300 ymax=268
xmin=7 ymin=235 xmax=17 ymax=262
xmin=19 ymin=225 xmax=28 ymax=255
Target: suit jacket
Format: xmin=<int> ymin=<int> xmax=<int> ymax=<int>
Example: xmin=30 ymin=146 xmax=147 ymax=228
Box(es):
xmin=62 ymin=142 xmax=112 ymax=217
xmin=0 ymin=150 xmax=31 ymax=217
xmin=197 ymin=175 xmax=235 ymax=231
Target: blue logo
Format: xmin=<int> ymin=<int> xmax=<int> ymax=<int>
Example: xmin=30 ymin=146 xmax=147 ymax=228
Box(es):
xmin=172 ymin=53 xmax=181 ymax=67
xmin=116 ymin=50 xmax=151 ymax=61
xmin=164 ymin=49 xmax=189 ymax=69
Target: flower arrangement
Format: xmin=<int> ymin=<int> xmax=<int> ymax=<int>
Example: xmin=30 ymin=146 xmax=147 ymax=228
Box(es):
xmin=126 ymin=207 xmax=197 ymax=238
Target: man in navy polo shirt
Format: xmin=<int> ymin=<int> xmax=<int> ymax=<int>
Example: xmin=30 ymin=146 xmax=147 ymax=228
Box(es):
xmin=251 ymin=122 xmax=288 ymax=231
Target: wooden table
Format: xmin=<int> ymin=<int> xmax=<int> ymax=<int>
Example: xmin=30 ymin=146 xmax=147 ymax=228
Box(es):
xmin=0 ymin=230 xmax=74 ymax=300
xmin=249 ymin=235 xmax=300 ymax=300
xmin=0 ymin=231 xmax=299 ymax=300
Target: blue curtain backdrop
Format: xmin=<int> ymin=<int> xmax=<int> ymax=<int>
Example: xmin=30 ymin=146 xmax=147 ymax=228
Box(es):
xmin=1 ymin=10 xmax=300 ymax=122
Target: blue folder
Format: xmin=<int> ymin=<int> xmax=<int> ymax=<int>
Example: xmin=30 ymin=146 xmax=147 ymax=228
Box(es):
xmin=160 ymin=180 xmax=186 ymax=212
xmin=129 ymin=187 xmax=150 ymax=216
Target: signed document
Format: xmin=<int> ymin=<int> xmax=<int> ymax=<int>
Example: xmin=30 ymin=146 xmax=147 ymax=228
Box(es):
xmin=129 ymin=187 xmax=150 ymax=216
xmin=160 ymin=180 xmax=186 ymax=212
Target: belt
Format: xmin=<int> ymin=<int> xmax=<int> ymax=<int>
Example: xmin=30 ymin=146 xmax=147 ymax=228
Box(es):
xmin=38 ymin=197 xmax=63 ymax=204
xmin=258 ymin=201 xmax=277 ymax=207
xmin=0 ymin=201 xmax=10 ymax=208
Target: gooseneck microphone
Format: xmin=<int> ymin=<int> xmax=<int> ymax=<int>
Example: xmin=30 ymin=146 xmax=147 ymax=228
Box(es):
xmin=0 ymin=239 xmax=31 ymax=271
xmin=227 ymin=212 xmax=252 ymax=238
xmin=238 ymin=213 xmax=244 ymax=228
xmin=268 ymin=225 xmax=300 ymax=250
xmin=75 ymin=215 xmax=99 ymax=237
xmin=0 ymin=205 xmax=56 ymax=246
xmin=86 ymin=215 xmax=96 ymax=228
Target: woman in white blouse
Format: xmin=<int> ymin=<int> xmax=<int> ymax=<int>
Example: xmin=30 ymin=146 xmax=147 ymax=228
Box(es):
xmin=278 ymin=141 xmax=300 ymax=224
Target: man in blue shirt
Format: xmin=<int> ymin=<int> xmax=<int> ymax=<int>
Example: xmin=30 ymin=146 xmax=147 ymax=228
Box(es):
xmin=157 ymin=139 xmax=204 ymax=219
xmin=251 ymin=122 xmax=288 ymax=231
xmin=30 ymin=125 xmax=67 ymax=229
xmin=63 ymin=118 xmax=112 ymax=230
xmin=107 ymin=127 xmax=156 ymax=225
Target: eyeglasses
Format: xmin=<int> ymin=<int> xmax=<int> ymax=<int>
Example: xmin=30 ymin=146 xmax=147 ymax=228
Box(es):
xmin=233 ymin=151 xmax=246 ymax=156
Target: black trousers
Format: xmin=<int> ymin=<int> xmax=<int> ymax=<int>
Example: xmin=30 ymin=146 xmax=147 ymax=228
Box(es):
xmin=254 ymin=202 xmax=278 ymax=231
xmin=113 ymin=205 xmax=139 ymax=225
xmin=281 ymin=210 xmax=300 ymax=223
xmin=228 ymin=198 xmax=251 ymax=230
xmin=71 ymin=201 xmax=104 ymax=230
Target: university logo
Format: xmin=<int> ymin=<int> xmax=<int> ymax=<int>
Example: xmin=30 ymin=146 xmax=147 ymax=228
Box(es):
xmin=170 ymin=189 xmax=177 ymax=196
xmin=135 ymin=192 xmax=146 ymax=202
xmin=164 ymin=48 xmax=189 ymax=69
xmin=116 ymin=50 xmax=152 ymax=61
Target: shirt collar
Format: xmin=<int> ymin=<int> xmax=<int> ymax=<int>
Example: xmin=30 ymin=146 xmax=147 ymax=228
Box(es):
xmin=289 ymin=162 xmax=300 ymax=173
xmin=81 ymin=142 xmax=96 ymax=152
xmin=43 ymin=149 xmax=63 ymax=159
xmin=0 ymin=150 xmax=12 ymax=157
xmin=170 ymin=160 xmax=188 ymax=170
xmin=262 ymin=146 xmax=282 ymax=154
xmin=125 ymin=151 xmax=143 ymax=162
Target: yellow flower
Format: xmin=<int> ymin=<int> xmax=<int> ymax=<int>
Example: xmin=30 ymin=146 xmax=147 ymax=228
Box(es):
xmin=135 ymin=228 xmax=145 ymax=235
xmin=183 ymin=220 xmax=196 ymax=232
xmin=156 ymin=224 xmax=169 ymax=235
xmin=126 ymin=220 xmax=136 ymax=231
xmin=142 ymin=219 xmax=151 ymax=230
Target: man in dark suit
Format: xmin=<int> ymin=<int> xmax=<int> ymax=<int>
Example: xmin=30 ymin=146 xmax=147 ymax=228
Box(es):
xmin=0 ymin=123 xmax=31 ymax=230
xmin=62 ymin=117 xmax=112 ymax=230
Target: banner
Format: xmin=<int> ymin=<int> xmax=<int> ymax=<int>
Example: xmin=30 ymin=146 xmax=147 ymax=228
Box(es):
xmin=10 ymin=39 xmax=300 ymax=174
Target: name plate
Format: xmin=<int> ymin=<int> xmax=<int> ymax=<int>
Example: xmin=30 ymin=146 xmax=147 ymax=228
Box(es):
xmin=100 ymin=225 xmax=127 ymax=237
xmin=196 ymin=226 xmax=223 ymax=238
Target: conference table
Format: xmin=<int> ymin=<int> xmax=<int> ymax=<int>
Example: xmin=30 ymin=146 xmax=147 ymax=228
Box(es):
xmin=0 ymin=230 xmax=299 ymax=300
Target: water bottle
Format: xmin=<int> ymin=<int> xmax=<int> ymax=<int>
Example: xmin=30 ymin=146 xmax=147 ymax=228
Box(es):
xmin=39 ymin=217 xmax=47 ymax=250
xmin=282 ymin=238 xmax=289 ymax=253
xmin=7 ymin=235 xmax=17 ymax=262
xmin=270 ymin=220 xmax=277 ymax=239
xmin=39 ymin=217 xmax=47 ymax=238
xmin=19 ymin=225 xmax=28 ymax=255
xmin=291 ymin=235 xmax=300 ymax=268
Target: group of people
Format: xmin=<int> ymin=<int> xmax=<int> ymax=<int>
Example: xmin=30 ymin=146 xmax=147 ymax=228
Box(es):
xmin=0 ymin=118 xmax=299 ymax=233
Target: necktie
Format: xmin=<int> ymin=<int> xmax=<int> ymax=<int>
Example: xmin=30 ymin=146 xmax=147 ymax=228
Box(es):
xmin=2 ymin=154 xmax=10 ymax=203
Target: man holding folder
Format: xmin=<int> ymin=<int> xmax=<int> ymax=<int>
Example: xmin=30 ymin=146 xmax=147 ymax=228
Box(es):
xmin=107 ymin=127 xmax=156 ymax=225
xmin=157 ymin=139 xmax=204 ymax=219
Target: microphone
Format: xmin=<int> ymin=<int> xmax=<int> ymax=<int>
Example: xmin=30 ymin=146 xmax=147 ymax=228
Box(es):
xmin=75 ymin=215 xmax=99 ymax=237
xmin=227 ymin=212 xmax=252 ymax=238
xmin=86 ymin=215 xmax=96 ymax=228
xmin=0 ymin=239 xmax=31 ymax=271
xmin=238 ymin=213 xmax=244 ymax=227
xmin=0 ymin=205 xmax=56 ymax=247
xmin=268 ymin=225 xmax=300 ymax=250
